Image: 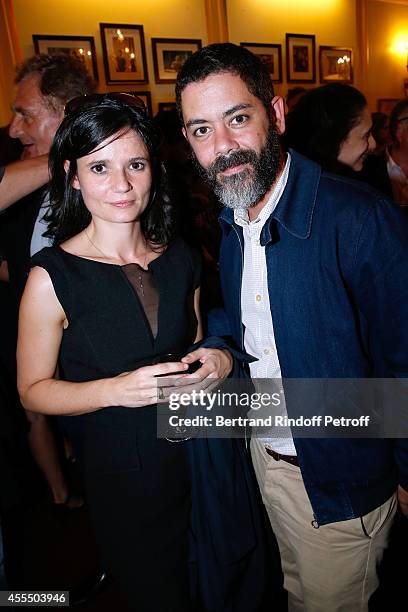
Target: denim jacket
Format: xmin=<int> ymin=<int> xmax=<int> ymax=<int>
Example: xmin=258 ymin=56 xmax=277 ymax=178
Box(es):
xmin=216 ymin=150 xmax=408 ymax=526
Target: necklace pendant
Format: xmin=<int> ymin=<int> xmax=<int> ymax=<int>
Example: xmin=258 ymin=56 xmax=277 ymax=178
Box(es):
xmin=139 ymin=274 xmax=144 ymax=297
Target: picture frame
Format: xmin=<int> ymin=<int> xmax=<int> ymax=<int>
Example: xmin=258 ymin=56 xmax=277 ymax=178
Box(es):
xmin=151 ymin=38 xmax=202 ymax=84
xmin=319 ymin=46 xmax=353 ymax=83
xmin=286 ymin=33 xmax=316 ymax=83
xmin=128 ymin=91 xmax=152 ymax=116
xmin=377 ymin=98 xmax=400 ymax=116
xmin=32 ymin=34 xmax=98 ymax=81
xmin=240 ymin=43 xmax=282 ymax=83
xmin=99 ymin=23 xmax=148 ymax=84
xmin=157 ymin=102 xmax=177 ymax=113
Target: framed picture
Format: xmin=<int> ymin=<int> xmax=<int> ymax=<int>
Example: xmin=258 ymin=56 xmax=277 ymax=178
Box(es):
xmin=286 ymin=33 xmax=316 ymax=83
xmin=128 ymin=91 xmax=152 ymax=116
xmin=32 ymin=34 xmax=98 ymax=81
xmin=157 ymin=102 xmax=177 ymax=113
xmin=240 ymin=43 xmax=282 ymax=82
xmin=319 ymin=46 xmax=353 ymax=83
xmin=99 ymin=23 xmax=148 ymax=84
xmin=151 ymin=38 xmax=202 ymax=84
xmin=377 ymin=99 xmax=400 ymax=116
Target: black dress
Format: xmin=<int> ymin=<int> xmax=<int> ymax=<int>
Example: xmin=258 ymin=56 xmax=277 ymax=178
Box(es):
xmin=31 ymin=237 xmax=201 ymax=611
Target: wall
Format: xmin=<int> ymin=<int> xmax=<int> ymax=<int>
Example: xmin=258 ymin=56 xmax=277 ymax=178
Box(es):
xmin=227 ymin=0 xmax=358 ymax=99
xmin=7 ymin=1 xmax=408 ymax=120
xmin=367 ymin=0 xmax=408 ymax=112
xmin=11 ymin=0 xmax=208 ymax=115
xmin=0 ymin=0 xmax=21 ymax=125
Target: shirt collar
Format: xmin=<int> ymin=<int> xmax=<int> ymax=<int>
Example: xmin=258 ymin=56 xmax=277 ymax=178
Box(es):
xmin=220 ymin=149 xmax=321 ymax=241
xmin=386 ymin=149 xmax=406 ymax=178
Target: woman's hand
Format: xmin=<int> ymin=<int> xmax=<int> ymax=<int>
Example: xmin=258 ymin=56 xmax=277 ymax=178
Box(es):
xmin=111 ymin=361 xmax=188 ymax=407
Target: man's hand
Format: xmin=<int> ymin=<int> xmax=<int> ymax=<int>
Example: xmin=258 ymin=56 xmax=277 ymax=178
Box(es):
xmin=180 ymin=347 xmax=233 ymax=381
xmin=397 ymin=485 xmax=408 ymax=516
xmin=155 ymin=348 xmax=233 ymax=402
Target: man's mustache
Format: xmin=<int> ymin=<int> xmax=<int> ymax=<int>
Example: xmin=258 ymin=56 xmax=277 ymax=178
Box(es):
xmin=207 ymin=149 xmax=257 ymax=176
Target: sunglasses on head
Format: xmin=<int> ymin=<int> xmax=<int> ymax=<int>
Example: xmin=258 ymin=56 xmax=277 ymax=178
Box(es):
xmin=64 ymin=92 xmax=146 ymax=116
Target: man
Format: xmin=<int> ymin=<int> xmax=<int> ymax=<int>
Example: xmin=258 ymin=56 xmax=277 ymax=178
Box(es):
xmin=2 ymin=51 xmax=95 ymax=505
xmin=176 ymin=43 xmax=408 ymax=611
xmin=362 ymin=100 xmax=408 ymax=212
xmin=0 ymin=53 xmax=105 ymax=596
xmin=384 ymin=99 xmax=408 ymax=209
xmin=3 ymin=52 xmax=95 ymax=296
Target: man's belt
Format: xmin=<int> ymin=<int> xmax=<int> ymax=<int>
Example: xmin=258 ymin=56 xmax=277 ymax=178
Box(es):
xmin=265 ymin=447 xmax=299 ymax=467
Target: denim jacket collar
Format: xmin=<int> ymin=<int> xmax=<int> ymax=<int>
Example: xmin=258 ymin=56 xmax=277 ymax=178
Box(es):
xmin=219 ymin=149 xmax=321 ymax=243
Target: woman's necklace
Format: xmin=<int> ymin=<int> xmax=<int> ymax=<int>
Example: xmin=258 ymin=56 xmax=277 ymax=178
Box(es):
xmin=84 ymin=229 xmax=149 ymax=296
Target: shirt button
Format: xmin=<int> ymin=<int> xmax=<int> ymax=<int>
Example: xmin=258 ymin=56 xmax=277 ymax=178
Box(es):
xmin=255 ymin=239 xmax=260 ymax=246
xmin=255 ymin=294 xmax=262 ymax=302
xmin=263 ymin=348 xmax=270 ymax=355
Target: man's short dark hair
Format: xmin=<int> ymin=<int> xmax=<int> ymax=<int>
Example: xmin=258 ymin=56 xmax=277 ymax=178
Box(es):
xmin=175 ymin=43 xmax=274 ymax=122
xmin=389 ymin=99 xmax=408 ymax=145
xmin=15 ymin=54 xmax=96 ymax=110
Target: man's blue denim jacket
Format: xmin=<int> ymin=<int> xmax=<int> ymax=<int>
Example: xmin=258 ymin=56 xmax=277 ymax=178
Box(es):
xmin=216 ymin=150 xmax=408 ymax=526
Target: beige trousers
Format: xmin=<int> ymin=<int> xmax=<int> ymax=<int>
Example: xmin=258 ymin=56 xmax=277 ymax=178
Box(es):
xmin=251 ymin=438 xmax=397 ymax=612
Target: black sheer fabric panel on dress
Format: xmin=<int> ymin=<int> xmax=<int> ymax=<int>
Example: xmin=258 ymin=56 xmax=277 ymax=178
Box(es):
xmin=122 ymin=263 xmax=159 ymax=338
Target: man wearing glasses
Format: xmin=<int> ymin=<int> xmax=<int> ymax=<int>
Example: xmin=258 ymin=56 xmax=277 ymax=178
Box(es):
xmin=386 ymin=99 xmax=408 ymax=210
xmin=362 ymin=99 xmax=408 ymax=213
xmin=0 ymin=53 xmax=106 ymax=601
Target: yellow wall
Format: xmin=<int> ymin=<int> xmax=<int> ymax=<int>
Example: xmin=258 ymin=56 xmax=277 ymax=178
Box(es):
xmin=0 ymin=1 xmax=20 ymax=125
xmin=8 ymin=0 xmax=359 ymax=113
xmin=367 ymin=0 xmax=408 ymax=112
xmin=6 ymin=1 xmax=408 ymax=120
xmin=11 ymin=0 xmax=208 ymax=114
xmin=227 ymin=0 xmax=358 ymax=98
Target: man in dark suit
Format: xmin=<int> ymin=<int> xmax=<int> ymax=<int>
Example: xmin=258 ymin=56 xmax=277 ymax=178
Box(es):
xmin=3 ymin=52 xmax=95 ymax=493
xmin=0 ymin=53 xmax=95 ymax=588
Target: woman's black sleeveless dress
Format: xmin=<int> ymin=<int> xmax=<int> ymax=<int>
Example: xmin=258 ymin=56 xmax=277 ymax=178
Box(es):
xmin=31 ymin=238 xmax=201 ymax=611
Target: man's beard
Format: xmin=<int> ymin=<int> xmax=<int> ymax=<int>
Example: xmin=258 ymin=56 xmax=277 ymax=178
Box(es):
xmin=192 ymin=127 xmax=282 ymax=210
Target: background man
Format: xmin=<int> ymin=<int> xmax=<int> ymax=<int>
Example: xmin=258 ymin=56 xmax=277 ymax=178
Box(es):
xmin=362 ymin=99 xmax=408 ymax=214
xmin=385 ymin=98 xmax=408 ymax=209
xmin=0 ymin=53 xmax=95 ymax=589
xmin=176 ymin=43 xmax=408 ymax=611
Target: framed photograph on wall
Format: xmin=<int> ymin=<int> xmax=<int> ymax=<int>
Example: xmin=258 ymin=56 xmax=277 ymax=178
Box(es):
xmin=151 ymin=38 xmax=202 ymax=84
xmin=32 ymin=34 xmax=98 ymax=81
xmin=240 ymin=43 xmax=282 ymax=82
xmin=377 ymin=98 xmax=400 ymax=116
xmin=99 ymin=23 xmax=148 ymax=84
xmin=319 ymin=46 xmax=353 ymax=83
xmin=286 ymin=33 xmax=316 ymax=83
xmin=129 ymin=91 xmax=152 ymax=116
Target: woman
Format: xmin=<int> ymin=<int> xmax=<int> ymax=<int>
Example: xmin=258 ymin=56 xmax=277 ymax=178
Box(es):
xmin=16 ymin=93 xmax=232 ymax=610
xmin=284 ymin=82 xmax=375 ymax=175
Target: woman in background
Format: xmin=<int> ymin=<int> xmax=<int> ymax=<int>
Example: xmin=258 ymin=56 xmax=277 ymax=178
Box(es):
xmin=284 ymin=82 xmax=375 ymax=175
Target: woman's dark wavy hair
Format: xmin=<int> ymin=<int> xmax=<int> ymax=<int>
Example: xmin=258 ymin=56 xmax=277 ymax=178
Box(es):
xmin=45 ymin=96 xmax=175 ymax=246
xmin=284 ymin=83 xmax=367 ymax=173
